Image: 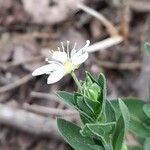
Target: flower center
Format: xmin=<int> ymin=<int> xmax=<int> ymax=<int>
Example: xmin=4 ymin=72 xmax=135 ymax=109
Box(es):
xmin=64 ymin=60 xmax=74 ymax=73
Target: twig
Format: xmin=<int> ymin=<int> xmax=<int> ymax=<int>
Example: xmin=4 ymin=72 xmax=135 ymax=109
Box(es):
xmin=97 ymin=60 xmax=141 ymax=70
xmin=30 ymin=91 xmax=59 ymax=102
xmin=0 ymin=104 xmax=59 ymax=137
xmin=0 ymin=56 xmax=43 ymax=70
xmin=23 ymin=104 xmax=78 ymax=116
xmin=119 ymin=4 xmax=130 ymax=40
xmin=0 ymin=74 xmax=32 ymax=93
xmin=30 ymin=91 xmax=70 ymax=108
xmin=78 ymin=3 xmax=119 ymax=36
xmin=87 ymin=36 xmax=123 ymax=53
xmin=128 ymin=0 xmax=150 ymax=12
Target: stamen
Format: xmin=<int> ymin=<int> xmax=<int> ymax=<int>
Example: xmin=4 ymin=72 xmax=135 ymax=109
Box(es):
xmin=80 ymin=40 xmax=90 ymax=53
xmin=49 ymin=49 xmax=54 ymax=55
xmin=67 ymin=41 xmax=70 ymax=59
xmin=72 ymin=42 xmax=77 ymax=51
xmin=57 ymin=47 xmax=60 ymax=51
xmin=71 ymin=42 xmax=77 ymax=57
xmin=61 ymin=42 xmax=65 ymax=52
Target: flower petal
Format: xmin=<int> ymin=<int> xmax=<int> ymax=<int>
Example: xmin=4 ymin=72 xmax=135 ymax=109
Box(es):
xmin=52 ymin=51 xmax=67 ymax=63
xmin=72 ymin=40 xmax=90 ymax=57
xmin=32 ymin=64 xmax=62 ymax=76
xmin=47 ymin=69 xmax=66 ymax=84
xmin=72 ymin=52 xmax=88 ymax=66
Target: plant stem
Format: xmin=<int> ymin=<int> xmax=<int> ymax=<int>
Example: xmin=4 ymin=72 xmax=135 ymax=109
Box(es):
xmin=71 ymin=72 xmax=81 ymax=90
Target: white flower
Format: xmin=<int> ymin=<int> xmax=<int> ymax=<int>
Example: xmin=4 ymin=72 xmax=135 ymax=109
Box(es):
xmin=32 ymin=40 xmax=90 ymax=84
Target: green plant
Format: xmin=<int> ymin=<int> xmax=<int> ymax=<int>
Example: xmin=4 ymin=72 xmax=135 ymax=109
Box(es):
xmin=57 ymin=73 xmax=130 ymax=150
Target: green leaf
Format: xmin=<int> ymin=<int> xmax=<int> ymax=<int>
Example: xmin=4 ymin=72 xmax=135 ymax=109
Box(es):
xmin=85 ymin=71 xmax=98 ymax=84
xmin=57 ymin=91 xmax=76 ymax=106
xmin=96 ymin=73 xmax=107 ymax=122
xmin=98 ymin=73 xmax=106 ymax=100
xmin=105 ymin=100 xmax=116 ymax=122
xmin=129 ymin=116 xmax=150 ymax=138
xmin=74 ymin=92 xmax=103 ymax=123
xmin=81 ymin=122 xmax=115 ymax=145
xmin=112 ymin=98 xmax=147 ymax=120
xmin=80 ymin=114 xmax=93 ymax=124
xmin=143 ymin=104 xmax=150 ymax=119
xmin=119 ymin=99 xmax=130 ymax=130
xmin=123 ymin=98 xmax=148 ymax=122
xmin=112 ymin=99 xmax=130 ymax=150
xmin=88 ymin=144 xmax=104 ymax=150
xmin=82 ymin=95 xmax=101 ymax=117
xmin=75 ymin=93 xmax=96 ymax=122
xmin=76 ymin=95 xmax=95 ymax=116
xmin=112 ymin=98 xmax=150 ymax=138
xmin=57 ymin=118 xmax=95 ymax=150
xmin=144 ymin=43 xmax=150 ymax=56
xmin=112 ymin=116 xmax=124 ymax=150
xmin=78 ymin=107 xmax=95 ymax=124
xmin=57 ymin=91 xmax=96 ymax=123
xmin=128 ymin=146 xmax=142 ymax=150
xmin=144 ymin=138 xmax=150 ymax=150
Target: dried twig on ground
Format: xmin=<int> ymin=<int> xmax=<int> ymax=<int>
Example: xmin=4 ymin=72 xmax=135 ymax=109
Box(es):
xmin=30 ymin=91 xmax=70 ymax=108
xmin=0 ymin=56 xmax=43 ymax=70
xmin=78 ymin=3 xmax=119 ymax=37
xmin=0 ymin=74 xmax=32 ymax=93
xmin=87 ymin=36 xmax=123 ymax=53
xmin=0 ymin=104 xmax=59 ymax=137
xmin=23 ymin=104 xmax=78 ymax=116
xmin=96 ymin=60 xmax=140 ymax=70
xmin=77 ymin=3 xmax=123 ymax=52
xmin=128 ymin=0 xmax=150 ymax=12
xmin=30 ymin=91 xmax=59 ymax=102
xmin=119 ymin=4 xmax=130 ymax=40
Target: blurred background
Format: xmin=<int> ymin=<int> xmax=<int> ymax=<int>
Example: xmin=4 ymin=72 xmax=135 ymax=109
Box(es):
xmin=0 ymin=0 xmax=150 ymax=149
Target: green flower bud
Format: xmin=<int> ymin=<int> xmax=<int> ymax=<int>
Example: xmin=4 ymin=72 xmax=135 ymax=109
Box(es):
xmin=81 ymin=79 xmax=101 ymax=101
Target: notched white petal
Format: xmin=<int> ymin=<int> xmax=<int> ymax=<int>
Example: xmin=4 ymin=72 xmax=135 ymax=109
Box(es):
xmin=72 ymin=52 xmax=88 ymax=66
xmin=52 ymin=51 xmax=67 ymax=63
xmin=72 ymin=40 xmax=90 ymax=57
xmin=47 ymin=69 xmax=66 ymax=84
xmin=78 ymin=40 xmax=90 ymax=52
xmin=32 ymin=64 xmax=62 ymax=76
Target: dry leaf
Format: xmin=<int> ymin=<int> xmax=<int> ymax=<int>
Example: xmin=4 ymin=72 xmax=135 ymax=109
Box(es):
xmin=22 ymin=0 xmax=84 ymax=24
